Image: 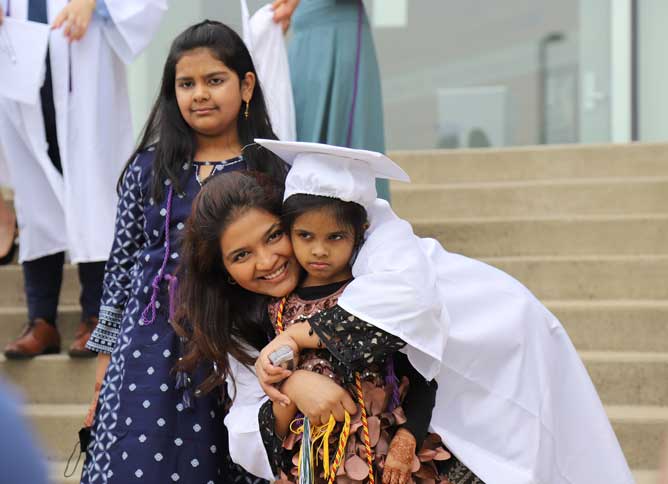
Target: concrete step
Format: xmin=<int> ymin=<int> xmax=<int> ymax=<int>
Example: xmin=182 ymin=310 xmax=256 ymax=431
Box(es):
xmin=1 ymin=299 xmax=661 ymax=355
xmin=608 ymin=405 xmax=668 ymax=470
xmin=392 ymin=177 xmax=668 ymax=219
xmin=24 ymin=404 xmax=87 ymax=462
xmin=549 ymin=300 xmax=668 ymax=353
xmin=0 ymin=306 xmax=82 ymax=348
xmin=583 ymin=352 xmax=668 ymax=407
xmin=412 ymin=214 xmax=668 ymax=257
xmin=3 ymin=255 xmax=666 ymax=311
xmin=0 ymin=264 xmax=80 ymax=307
xmin=1 ymin=354 xmax=95 ymax=404
xmin=483 ymin=255 xmax=668 ymax=300
xmin=390 ymin=142 xmax=668 ymax=184
xmin=3 ymin=349 xmax=665 ymax=408
xmin=26 ymin=402 xmax=666 ymax=471
xmin=52 ymin=462 xmax=82 ymax=484
xmin=631 ymin=470 xmax=660 ymax=484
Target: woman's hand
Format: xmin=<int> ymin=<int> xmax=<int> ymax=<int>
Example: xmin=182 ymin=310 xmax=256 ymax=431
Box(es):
xmin=52 ymin=0 xmax=96 ymax=43
xmin=83 ymin=383 xmax=101 ymax=427
xmin=282 ymin=370 xmax=357 ymax=426
xmin=254 ymin=332 xmax=299 ymax=405
xmin=383 ymin=428 xmax=417 ymax=484
xmin=271 ymin=0 xmax=300 ymax=33
xmin=83 ymin=352 xmax=110 ymax=427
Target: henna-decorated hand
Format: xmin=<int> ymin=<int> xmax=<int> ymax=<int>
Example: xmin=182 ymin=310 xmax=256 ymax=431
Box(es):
xmin=383 ymin=427 xmax=417 ymax=484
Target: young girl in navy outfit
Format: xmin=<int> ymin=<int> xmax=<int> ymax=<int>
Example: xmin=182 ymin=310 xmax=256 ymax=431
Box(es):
xmin=81 ymin=21 xmax=285 ymax=484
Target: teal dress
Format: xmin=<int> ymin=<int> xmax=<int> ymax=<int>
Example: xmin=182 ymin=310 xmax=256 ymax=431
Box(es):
xmin=289 ymin=0 xmax=390 ymax=200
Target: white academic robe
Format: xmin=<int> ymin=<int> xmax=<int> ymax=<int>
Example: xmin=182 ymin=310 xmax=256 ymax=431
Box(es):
xmin=225 ymin=200 xmax=633 ymax=484
xmin=0 ymin=0 xmax=166 ymax=263
xmin=240 ymin=0 xmax=297 ymax=142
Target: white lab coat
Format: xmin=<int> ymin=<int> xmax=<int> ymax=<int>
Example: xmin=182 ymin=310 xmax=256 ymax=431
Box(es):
xmin=0 ymin=0 xmax=166 ymax=263
xmin=225 ymin=200 xmax=633 ymax=484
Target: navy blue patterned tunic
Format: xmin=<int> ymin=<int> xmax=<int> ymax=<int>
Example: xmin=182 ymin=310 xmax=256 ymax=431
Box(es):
xmin=82 ymin=148 xmax=261 ymax=484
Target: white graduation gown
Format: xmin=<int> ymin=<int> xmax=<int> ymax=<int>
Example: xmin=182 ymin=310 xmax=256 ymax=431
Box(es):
xmin=0 ymin=0 xmax=166 ymax=263
xmin=225 ymin=200 xmax=633 ymax=484
xmin=240 ymin=0 xmax=296 ymax=142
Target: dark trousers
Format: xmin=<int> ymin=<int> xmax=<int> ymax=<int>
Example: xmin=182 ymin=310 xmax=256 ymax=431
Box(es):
xmin=23 ymin=254 xmax=106 ymax=326
xmin=22 ymin=0 xmax=105 ymax=327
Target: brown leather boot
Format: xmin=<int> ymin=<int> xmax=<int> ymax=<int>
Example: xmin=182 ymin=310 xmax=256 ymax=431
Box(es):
xmin=4 ymin=319 xmax=61 ymax=359
xmin=68 ymin=316 xmax=98 ymax=358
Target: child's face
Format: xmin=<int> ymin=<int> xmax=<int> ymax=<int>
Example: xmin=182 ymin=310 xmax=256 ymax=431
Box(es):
xmin=175 ymin=47 xmax=255 ymax=139
xmin=220 ymin=208 xmax=301 ymax=298
xmin=290 ymin=208 xmax=356 ymax=287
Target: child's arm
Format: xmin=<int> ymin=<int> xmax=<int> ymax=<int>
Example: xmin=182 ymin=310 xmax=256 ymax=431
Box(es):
xmin=256 ymin=306 xmax=406 ymax=400
xmin=393 ymin=352 xmax=438 ymax=448
xmin=383 ymin=353 xmax=438 ymax=484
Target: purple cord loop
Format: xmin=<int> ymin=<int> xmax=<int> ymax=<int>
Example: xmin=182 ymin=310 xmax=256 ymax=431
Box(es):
xmin=345 ymin=0 xmax=364 ymax=148
xmin=141 ymin=186 xmax=174 ymax=326
xmin=385 ymin=355 xmax=401 ymax=412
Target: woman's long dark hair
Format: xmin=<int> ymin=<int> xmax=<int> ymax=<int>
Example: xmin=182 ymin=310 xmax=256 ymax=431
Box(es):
xmin=175 ymin=171 xmax=284 ymax=393
xmin=119 ymin=20 xmax=286 ymax=200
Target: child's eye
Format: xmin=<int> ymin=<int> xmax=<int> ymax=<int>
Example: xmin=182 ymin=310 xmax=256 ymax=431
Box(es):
xmin=296 ymin=231 xmax=312 ymax=240
xmin=178 ymin=81 xmax=194 ymax=89
xmin=329 ymin=233 xmax=345 ymax=241
xmin=268 ymin=230 xmax=284 ymax=242
xmin=209 ymin=78 xmax=224 ymax=86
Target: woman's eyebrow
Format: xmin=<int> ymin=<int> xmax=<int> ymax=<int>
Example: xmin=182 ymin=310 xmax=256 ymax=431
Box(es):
xmin=264 ymin=223 xmax=281 ymax=237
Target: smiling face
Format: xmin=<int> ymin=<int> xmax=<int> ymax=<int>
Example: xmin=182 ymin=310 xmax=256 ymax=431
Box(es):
xmin=290 ymin=208 xmax=356 ymax=288
xmin=220 ymin=208 xmax=301 ymax=298
xmin=175 ymin=47 xmax=255 ymax=139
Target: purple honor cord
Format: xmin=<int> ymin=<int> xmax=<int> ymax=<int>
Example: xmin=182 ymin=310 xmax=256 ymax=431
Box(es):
xmin=141 ymin=185 xmax=178 ymax=325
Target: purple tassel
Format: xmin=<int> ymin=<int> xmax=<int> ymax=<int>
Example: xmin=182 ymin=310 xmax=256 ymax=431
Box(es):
xmin=141 ymin=186 xmax=174 ymax=325
xmin=175 ymin=367 xmax=194 ymax=410
xmin=385 ymin=355 xmax=401 ymax=412
xmin=165 ymin=274 xmax=179 ymax=323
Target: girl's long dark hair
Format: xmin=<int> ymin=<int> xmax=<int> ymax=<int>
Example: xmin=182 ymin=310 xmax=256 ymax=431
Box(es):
xmin=119 ymin=20 xmax=286 ymax=200
xmin=175 ymin=171 xmax=284 ymax=394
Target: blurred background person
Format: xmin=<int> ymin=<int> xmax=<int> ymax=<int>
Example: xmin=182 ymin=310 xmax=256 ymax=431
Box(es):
xmin=272 ymin=0 xmax=390 ymax=200
xmin=0 ymin=0 xmax=166 ymax=359
xmin=0 ymin=379 xmax=49 ymax=484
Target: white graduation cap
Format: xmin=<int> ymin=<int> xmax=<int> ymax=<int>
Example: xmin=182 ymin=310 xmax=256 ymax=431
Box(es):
xmin=254 ymin=139 xmax=410 ymax=207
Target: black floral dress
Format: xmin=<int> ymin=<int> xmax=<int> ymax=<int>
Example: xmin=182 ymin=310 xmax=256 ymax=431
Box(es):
xmin=258 ymin=281 xmax=484 ymax=484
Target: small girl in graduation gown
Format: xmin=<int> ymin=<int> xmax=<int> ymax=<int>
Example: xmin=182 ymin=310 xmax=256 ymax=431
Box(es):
xmin=81 ymin=21 xmax=286 ymax=484
xmin=259 ymin=195 xmax=477 ymax=484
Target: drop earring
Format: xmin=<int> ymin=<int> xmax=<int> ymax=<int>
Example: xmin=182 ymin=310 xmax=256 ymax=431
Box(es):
xmin=244 ymin=101 xmax=250 ymax=120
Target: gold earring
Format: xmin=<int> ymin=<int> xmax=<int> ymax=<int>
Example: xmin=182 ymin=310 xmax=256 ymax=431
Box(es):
xmin=244 ymin=101 xmax=250 ymax=120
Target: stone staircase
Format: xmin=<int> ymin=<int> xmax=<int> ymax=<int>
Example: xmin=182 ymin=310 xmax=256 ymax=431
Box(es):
xmin=390 ymin=142 xmax=668 ymax=483
xmin=0 ymin=142 xmax=666 ymax=483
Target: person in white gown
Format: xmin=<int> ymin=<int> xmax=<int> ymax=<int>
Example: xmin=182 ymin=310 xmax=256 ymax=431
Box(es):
xmin=0 ymin=0 xmax=166 ymax=358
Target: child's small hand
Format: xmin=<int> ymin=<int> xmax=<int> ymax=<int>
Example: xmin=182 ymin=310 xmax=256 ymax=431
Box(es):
xmin=255 ymin=333 xmax=299 ymax=405
xmin=383 ymin=428 xmax=417 ymax=484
